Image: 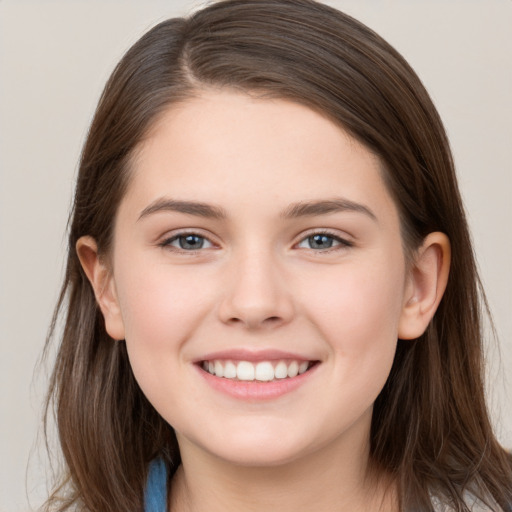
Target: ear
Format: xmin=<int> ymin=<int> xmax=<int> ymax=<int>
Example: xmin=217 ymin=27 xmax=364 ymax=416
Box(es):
xmin=398 ymin=232 xmax=451 ymax=340
xmin=76 ymin=236 xmax=126 ymax=341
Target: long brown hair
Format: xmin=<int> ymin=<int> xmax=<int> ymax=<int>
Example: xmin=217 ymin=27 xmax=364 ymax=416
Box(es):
xmin=43 ymin=1 xmax=512 ymax=510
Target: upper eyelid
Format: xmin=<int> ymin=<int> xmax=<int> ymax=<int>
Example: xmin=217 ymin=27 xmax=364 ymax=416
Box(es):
xmin=161 ymin=231 xmax=216 ymax=247
xmin=159 ymin=228 xmax=216 ymax=241
xmin=158 ymin=227 xmax=351 ymax=239
xmin=294 ymin=228 xmax=353 ymax=243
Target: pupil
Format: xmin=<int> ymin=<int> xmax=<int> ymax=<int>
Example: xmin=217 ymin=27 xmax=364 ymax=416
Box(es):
xmin=310 ymin=234 xmax=333 ymax=249
xmin=180 ymin=235 xmax=203 ymax=250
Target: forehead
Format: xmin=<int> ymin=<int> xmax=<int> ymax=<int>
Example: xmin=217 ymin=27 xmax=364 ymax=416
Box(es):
xmin=122 ymin=90 xmax=398 ymax=225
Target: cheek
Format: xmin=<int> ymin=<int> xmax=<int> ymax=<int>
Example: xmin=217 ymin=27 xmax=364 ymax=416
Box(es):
xmin=112 ymin=262 xmax=220 ymax=421
xmin=113 ymin=260 xmax=214 ymax=360
xmin=305 ymin=262 xmax=404 ymax=345
xmin=301 ymin=257 xmax=405 ymax=404
xmin=304 ymin=265 xmax=404 ymax=418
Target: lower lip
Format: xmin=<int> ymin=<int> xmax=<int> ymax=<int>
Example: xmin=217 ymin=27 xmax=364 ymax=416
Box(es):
xmin=196 ymin=363 xmax=319 ymax=401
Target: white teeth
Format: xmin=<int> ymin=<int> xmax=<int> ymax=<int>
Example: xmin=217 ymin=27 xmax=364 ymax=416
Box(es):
xmin=274 ymin=361 xmax=288 ymax=379
xmin=237 ymin=361 xmax=255 ymax=381
xmin=224 ymin=361 xmax=237 ymax=379
xmin=255 ymin=361 xmax=274 ymax=381
xmin=214 ymin=360 xmax=224 ymax=378
xmin=287 ymin=361 xmax=299 ymax=378
xmin=202 ymin=359 xmax=312 ymax=381
xmin=299 ymin=361 xmax=309 ymax=374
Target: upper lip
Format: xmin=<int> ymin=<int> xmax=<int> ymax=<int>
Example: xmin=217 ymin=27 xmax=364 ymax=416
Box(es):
xmin=195 ymin=348 xmax=319 ymax=363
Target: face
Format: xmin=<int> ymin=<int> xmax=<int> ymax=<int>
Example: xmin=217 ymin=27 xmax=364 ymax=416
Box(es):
xmin=105 ymin=91 xmax=412 ymax=467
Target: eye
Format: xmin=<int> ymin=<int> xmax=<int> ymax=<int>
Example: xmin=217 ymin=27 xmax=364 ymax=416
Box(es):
xmin=296 ymin=232 xmax=352 ymax=251
xmin=161 ymin=233 xmax=214 ymax=251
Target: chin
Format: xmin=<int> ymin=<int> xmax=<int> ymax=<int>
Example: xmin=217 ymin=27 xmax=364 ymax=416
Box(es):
xmin=200 ymin=429 xmax=317 ymax=468
xmin=213 ymin=446 xmax=306 ymax=468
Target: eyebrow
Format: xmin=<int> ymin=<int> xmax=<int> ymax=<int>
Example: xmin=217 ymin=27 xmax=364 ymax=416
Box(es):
xmin=138 ymin=199 xmax=228 ymax=221
xmin=138 ymin=197 xmax=377 ymax=222
xmin=280 ymin=198 xmax=377 ymax=222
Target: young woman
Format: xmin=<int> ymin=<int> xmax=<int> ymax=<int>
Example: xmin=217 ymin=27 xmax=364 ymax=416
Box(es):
xmin=43 ymin=0 xmax=512 ymax=510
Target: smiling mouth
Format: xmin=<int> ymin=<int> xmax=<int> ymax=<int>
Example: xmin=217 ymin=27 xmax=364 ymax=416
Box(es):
xmin=200 ymin=359 xmax=318 ymax=382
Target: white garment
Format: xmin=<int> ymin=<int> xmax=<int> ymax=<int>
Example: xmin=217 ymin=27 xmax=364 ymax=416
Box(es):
xmin=431 ymin=492 xmax=499 ymax=511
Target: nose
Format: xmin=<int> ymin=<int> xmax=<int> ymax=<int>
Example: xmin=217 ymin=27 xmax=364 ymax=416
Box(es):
xmin=217 ymin=248 xmax=295 ymax=330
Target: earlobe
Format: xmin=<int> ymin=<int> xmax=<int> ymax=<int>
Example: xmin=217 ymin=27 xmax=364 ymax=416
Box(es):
xmin=76 ymin=236 xmax=126 ymax=341
xmin=398 ymin=232 xmax=451 ymax=340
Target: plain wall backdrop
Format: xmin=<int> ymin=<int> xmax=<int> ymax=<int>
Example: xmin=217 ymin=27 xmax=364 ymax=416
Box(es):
xmin=0 ymin=1 xmax=510 ymax=510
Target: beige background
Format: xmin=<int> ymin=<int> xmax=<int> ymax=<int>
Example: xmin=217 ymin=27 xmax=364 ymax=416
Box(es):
xmin=0 ymin=1 xmax=510 ymax=510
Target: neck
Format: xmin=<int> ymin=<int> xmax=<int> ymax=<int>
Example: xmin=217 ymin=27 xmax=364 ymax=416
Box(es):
xmin=169 ymin=413 xmax=397 ymax=512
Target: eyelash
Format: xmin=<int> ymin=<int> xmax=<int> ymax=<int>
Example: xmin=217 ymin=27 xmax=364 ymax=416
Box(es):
xmin=296 ymin=230 xmax=353 ymax=253
xmin=158 ymin=230 xmax=353 ymax=254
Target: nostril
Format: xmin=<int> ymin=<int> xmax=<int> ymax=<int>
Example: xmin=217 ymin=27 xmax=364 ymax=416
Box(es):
xmin=226 ymin=315 xmax=282 ymax=323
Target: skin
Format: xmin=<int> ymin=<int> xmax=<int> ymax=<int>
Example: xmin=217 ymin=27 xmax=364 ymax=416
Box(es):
xmin=78 ymin=90 xmax=450 ymax=511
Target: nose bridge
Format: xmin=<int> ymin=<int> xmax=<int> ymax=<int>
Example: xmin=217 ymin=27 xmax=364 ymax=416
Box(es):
xmin=218 ymin=242 xmax=294 ymax=329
